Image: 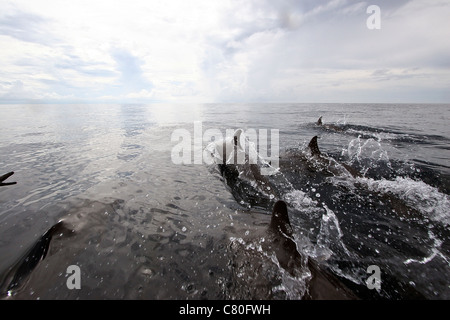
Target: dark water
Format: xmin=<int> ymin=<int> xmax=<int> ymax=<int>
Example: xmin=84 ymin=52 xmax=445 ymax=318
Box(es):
xmin=0 ymin=103 xmax=449 ymax=299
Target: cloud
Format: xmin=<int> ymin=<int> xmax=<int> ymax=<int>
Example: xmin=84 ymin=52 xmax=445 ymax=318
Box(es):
xmin=0 ymin=9 xmax=58 ymax=45
xmin=0 ymin=0 xmax=448 ymax=103
xmin=0 ymin=79 xmax=76 ymax=103
xmin=110 ymin=48 xmax=153 ymax=96
xmin=199 ymin=0 xmax=450 ymax=102
xmin=0 ymin=80 xmax=35 ymax=101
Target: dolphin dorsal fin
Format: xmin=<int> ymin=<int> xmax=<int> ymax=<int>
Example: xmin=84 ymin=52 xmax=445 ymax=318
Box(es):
xmin=317 ymin=116 xmax=323 ymax=125
xmin=308 ymin=136 xmax=321 ymax=156
xmin=270 ymin=200 xmax=292 ymax=237
xmin=233 ymin=129 xmax=244 ymax=149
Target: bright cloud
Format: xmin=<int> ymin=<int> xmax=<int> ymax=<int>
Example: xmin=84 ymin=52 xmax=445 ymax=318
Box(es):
xmin=0 ymin=0 xmax=449 ymax=103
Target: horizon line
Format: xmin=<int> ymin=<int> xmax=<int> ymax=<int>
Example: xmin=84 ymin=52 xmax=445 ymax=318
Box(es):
xmin=0 ymin=100 xmax=449 ymax=105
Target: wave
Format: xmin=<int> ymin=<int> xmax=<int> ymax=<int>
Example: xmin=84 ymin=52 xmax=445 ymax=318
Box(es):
xmin=356 ymin=176 xmax=450 ymax=226
xmin=314 ymin=120 xmax=449 ymax=145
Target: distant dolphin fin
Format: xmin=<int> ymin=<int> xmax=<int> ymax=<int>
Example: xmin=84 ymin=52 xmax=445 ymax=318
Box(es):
xmin=317 ymin=116 xmax=323 ymax=126
xmin=270 ymin=200 xmax=293 ymax=237
xmin=308 ymin=136 xmax=321 ymax=156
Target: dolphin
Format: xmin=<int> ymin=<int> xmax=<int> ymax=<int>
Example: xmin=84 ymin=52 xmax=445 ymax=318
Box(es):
xmin=269 ymin=202 xmax=426 ymax=299
xmin=0 ymin=221 xmax=74 ymax=296
xmin=282 ymin=136 xmax=427 ymax=221
xmin=316 ymin=116 xmax=345 ymax=132
xmin=308 ymin=136 xmax=361 ymax=178
xmin=279 ymin=136 xmax=361 ymax=179
xmin=211 ymin=129 xmax=278 ymax=208
xmin=0 ymin=172 xmax=16 ymax=186
xmin=224 ymin=134 xmax=430 ymax=299
xmin=227 ymin=200 xmax=358 ymax=299
xmin=269 ymin=200 xmax=358 ymax=299
xmin=317 ymin=116 xmax=323 ymax=126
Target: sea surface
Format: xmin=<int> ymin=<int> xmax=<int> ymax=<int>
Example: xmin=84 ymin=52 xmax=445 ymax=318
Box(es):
xmin=0 ymin=103 xmax=449 ymax=299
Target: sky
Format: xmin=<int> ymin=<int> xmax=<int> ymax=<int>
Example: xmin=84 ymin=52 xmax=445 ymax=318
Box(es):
xmin=0 ymin=0 xmax=449 ymax=104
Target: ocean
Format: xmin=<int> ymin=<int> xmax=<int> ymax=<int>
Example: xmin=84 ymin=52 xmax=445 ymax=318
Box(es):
xmin=0 ymin=103 xmax=449 ymax=299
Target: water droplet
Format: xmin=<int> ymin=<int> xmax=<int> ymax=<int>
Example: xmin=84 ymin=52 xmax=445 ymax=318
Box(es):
xmin=181 ymin=226 xmax=187 ymax=232
xmin=141 ymin=268 xmax=154 ymax=278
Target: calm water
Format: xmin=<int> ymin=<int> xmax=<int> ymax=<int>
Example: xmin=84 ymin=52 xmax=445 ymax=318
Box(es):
xmin=0 ymin=103 xmax=449 ymax=299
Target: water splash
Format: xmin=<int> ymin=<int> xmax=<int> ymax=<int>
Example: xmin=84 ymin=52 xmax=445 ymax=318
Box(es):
xmin=346 ymin=136 xmax=390 ymax=164
xmin=284 ymin=190 xmax=319 ymax=213
xmin=317 ymin=205 xmax=353 ymax=258
xmin=404 ymin=230 xmax=449 ymax=266
xmin=358 ymin=176 xmax=450 ymax=226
